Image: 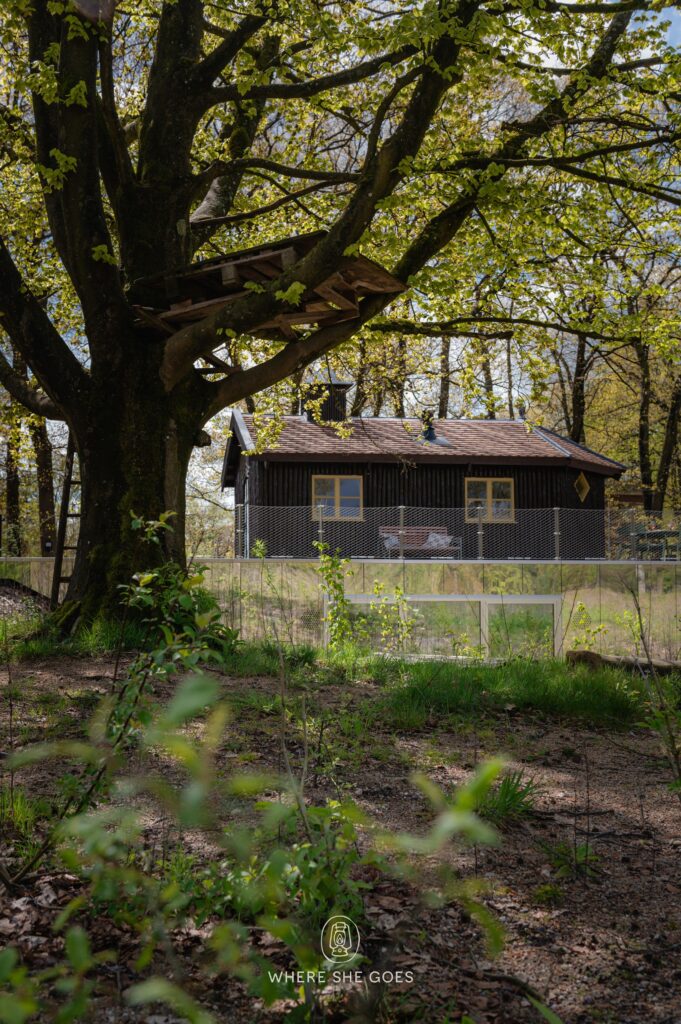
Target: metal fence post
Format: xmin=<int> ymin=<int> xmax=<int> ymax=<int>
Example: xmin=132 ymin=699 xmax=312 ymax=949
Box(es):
xmin=553 ymin=507 xmax=561 ymax=560
xmin=398 ymin=505 xmax=405 ymax=559
xmin=317 ymin=503 xmax=324 ymax=550
xmin=235 ymin=503 xmax=243 ymax=558
xmin=476 ymin=507 xmax=484 ymax=559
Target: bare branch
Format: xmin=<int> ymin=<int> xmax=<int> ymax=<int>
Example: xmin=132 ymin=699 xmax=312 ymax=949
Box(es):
xmin=369 ymin=315 xmax=626 ymax=344
xmin=207 ymin=45 xmax=418 ymax=103
xmin=194 ymin=158 xmax=358 ymax=193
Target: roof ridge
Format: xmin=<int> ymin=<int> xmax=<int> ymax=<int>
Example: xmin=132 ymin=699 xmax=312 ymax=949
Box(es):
xmin=533 ymin=425 xmax=572 ymax=458
xmin=538 ymin=425 xmax=627 ymax=469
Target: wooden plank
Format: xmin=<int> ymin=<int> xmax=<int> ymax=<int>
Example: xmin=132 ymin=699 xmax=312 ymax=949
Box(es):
xmin=159 ymin=292 xmax=248 ymax=321
xmin=204 ymin=352 xmax=235 ymax=373
xmin=133 ymin=305 xmax=176 ymax=335
xmin=221 ymin=263 xmax=239 ymax=286
xmin=314 ymin=282 xmax=358 ymax=311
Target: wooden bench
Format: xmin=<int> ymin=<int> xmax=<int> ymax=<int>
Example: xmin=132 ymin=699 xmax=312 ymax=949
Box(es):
xmin=379 ymin=526 xmax=462 ymax=557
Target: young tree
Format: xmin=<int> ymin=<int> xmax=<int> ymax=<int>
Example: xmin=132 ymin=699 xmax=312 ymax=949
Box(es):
xmin=0 ymin=0 xmax=677 ymax=617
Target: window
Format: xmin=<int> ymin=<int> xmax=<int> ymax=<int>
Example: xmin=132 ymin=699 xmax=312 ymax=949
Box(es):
xmin=465 ymin=478 xmax=514 ymax=522
xmin=312 ymin=475 xmax=363 ymax=519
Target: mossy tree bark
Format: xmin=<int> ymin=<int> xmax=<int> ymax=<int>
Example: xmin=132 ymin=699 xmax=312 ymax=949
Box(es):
xmin=65 ymin=340 xmax=209 ymax=621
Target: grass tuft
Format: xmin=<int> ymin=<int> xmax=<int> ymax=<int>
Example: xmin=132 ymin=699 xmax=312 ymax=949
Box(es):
xmin=378 ymin=659 xmax=646 ymax=728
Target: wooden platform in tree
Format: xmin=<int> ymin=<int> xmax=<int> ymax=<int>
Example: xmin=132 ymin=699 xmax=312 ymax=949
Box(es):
xmin=129 ymin=231 xmax=404 ymax=340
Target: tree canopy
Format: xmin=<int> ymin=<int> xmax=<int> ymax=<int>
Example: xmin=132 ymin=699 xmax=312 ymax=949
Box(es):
xmin=0 ymin=0 xmax=680 ymax=609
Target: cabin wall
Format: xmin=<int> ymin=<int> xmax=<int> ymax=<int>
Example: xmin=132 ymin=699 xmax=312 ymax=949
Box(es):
xmin=254 ymin=460 xmax=605 ymax=510
xmin=235 ymin=460 xmax=607 ymax=559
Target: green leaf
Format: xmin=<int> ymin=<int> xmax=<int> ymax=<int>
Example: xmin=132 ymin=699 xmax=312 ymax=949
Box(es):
xmin=0 ymin=992 xmax=38 ymax=1024
xmin=162 ymin=674 xmax=220 ymax=727
xmin=528 ymin=996 xmax=566 ymax=1024
xmin=9 ymin=741 xmax=102 ymax=769
xmin=126 ymin=978 xmax=214 ymax=1024
xmin=65 ymin=926 xmax=91 ymax=972
xmin=275 ymin=281 xmax=306 ymax=305
xmin=0 ymin=947 xmax=18 ymax=983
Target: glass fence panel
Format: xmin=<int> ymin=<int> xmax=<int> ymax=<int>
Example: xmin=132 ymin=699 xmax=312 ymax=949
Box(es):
xmin=411 ymin=600 xmax=483 ymax=657
xmin=487 ymin=602 xmax=556 ymax=660
xmin=482 ymin=564 xmax=524 ymax=595
xmin=520 ymin=563 xmax=565 ymax=596
xmin=441 ymin=563 xmax=485 ymax=595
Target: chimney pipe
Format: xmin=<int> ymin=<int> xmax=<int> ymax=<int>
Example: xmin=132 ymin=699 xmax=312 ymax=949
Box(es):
xmin=420 ymin=410 xmax=437 ymax=442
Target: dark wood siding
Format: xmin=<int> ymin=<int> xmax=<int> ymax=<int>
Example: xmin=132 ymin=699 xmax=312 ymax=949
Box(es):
xmin=254 ymin=460 xmax=604 ymax=511
xmin=234 ymin=459 xmax=607 ymax=559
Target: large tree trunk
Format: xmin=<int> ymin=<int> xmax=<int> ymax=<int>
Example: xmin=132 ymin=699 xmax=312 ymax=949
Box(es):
xmin=650 ymin=374 xmax=681 ymax=513
xmin=65 ymin=343 xmax=199 ymax=622
xmin=570 ymin=333 xmax=588 ymax=443
xmin=29 ymin=418 xmax=56 ymax=556
xmin=634 ymin=339 xmax=655 ymax=511
xmin=482 ymin=355 xmax=496 ymax=419
xmin=5 ymin=421 xmax=22 ymax=556
xmin=438 ymin=336 xmax=451 ymax=419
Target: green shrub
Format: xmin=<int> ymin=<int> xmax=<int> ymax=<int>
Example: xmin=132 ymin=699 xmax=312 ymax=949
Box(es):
xmin=533 ymin=883 xmax=564 ymax=907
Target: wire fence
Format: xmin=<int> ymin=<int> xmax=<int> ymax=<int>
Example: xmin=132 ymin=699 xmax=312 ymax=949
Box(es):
xmin=0 ymin=555 xmax=678 ymax=661
xmin=234 ymin=505 xmax=681 ymax=562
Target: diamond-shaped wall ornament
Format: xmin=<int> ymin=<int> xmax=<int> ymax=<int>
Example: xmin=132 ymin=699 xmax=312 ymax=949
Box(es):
xmin=574 ymin=471 xmax=590 ymax=503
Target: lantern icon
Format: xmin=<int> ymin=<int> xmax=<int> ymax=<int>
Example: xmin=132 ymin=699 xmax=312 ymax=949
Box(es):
xmin=321 ymin=915 xmax=360 ymax=965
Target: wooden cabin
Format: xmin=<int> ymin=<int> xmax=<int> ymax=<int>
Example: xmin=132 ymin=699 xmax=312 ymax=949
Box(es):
xmin=221 ymin=380 xmax=625 ymax=560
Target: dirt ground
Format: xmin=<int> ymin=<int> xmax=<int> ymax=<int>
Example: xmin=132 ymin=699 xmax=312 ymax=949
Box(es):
xmin=1 ymin=656 xmax=680 ymax=1024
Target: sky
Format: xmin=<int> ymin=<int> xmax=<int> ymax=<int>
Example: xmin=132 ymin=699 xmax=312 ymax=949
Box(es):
xmin=665 ymin=7 xmax=681 ymax=45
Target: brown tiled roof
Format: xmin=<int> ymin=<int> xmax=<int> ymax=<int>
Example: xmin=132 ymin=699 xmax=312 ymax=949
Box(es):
xmin=229 ymin=414 xmax=624 ymax=477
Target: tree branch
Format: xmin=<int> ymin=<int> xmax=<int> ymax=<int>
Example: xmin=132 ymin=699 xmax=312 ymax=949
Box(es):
xmin=0 ymin=348 xmax=64 ymax=420
xmin=369 ymin=315 xmax=625 ymax=344
xmin=437 ymin=133 xmax=681 ymax=174
xmin=395 ymin=9 xmax=637 ymax=283
xmin=207 ymin=44 xmax=418 ymax=103
xmin=166 ymin=3 xmax=483 ymax=386
xmin=192 ymin=180 xmax=348 ymax=227
xmin=0 ymin=236 xmax=89 ymax=415
xmin=190 ymin=13 xmax=267 ymax=90
xmin=196 ymin=158 xmax=358 ymax=188
xmin=27 ymin=8 xmax=127 ymax=335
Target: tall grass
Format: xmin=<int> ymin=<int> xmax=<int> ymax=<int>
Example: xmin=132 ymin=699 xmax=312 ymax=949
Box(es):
xmin=9 ymin=617 xmax=150 ymax=659
xmin=379 ymin=659 xmax=646 ymax=728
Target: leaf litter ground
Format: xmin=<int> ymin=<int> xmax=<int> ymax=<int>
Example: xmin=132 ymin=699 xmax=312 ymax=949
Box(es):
xmin=1 ymin=657 xmax=680 ymax=1024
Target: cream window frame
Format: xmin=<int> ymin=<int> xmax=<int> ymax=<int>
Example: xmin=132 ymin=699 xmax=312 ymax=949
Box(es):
xmin=465 ymin=477 xmax=515 ymax=523
xmin=311 ymin=475 xmax=364 ymax=521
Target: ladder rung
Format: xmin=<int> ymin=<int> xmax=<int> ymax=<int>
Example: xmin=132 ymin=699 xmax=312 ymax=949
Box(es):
xmin=67 ymin=512 xmax=81 ymax=518
xmin=59 ymin=576 xmax=71 ymax=583
xmin=63 ymin=545 xmax=77 ymax=550
xmin=71 ymin=480 xmax=81 ymax=486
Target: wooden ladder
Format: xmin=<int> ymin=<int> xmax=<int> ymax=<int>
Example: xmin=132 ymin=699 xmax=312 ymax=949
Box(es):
xmin=50 ymin=435 xmax=81 ymax=610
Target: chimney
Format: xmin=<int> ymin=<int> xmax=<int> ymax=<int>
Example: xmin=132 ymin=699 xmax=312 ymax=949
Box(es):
xmin=420 ymin=409 xmax=437 ymax=442
xmin=418 ymin=409 xmax=450 ymax=447
xmin=303 ymin=371 xmax=352 ymax=422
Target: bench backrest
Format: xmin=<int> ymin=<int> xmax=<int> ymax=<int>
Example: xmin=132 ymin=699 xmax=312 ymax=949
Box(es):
xmin=378 ymin=526 xmax=449 ymax=541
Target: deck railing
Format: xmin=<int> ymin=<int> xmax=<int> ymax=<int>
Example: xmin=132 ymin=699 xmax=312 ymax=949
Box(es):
xmin=233 ymin=505 xmax=681 ymax=562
